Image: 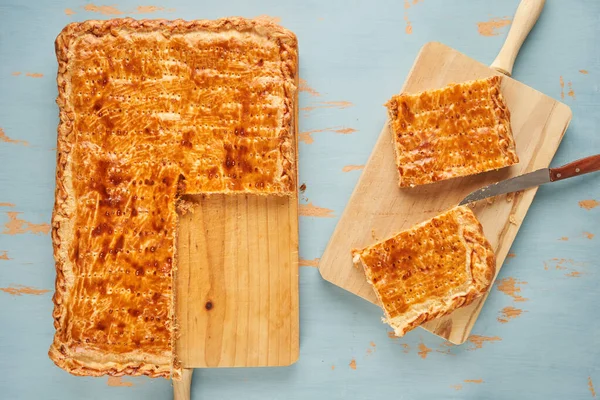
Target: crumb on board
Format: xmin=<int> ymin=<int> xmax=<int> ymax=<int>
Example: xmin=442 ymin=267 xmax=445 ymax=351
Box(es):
xmin=506 ymin=192 xmax=514 ymax=202
xmin=509 ymin=214 xmax=517 ymax=225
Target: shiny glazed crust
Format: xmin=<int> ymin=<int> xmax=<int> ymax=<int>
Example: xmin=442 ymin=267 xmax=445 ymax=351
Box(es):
xmin=386 ymin=76 xmax=518 ymax=187
xmin=352 ymin=206 xmax=495 ymax=337
xmin=50 ymin=18 xmax=298 ymax=379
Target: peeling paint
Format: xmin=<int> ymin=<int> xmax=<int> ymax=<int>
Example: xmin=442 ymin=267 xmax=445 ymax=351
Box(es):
xmin=568 ymin=81 xmax=576 ymax=99
xmin=25 ymin=73 xmax=43 ymax=78
xmin=331 ymin=365 xmax=335 ymax=370
xmin=298 ymin=78 xmax=321 ymax=97
xmin=387 ymin=331 xmax=398 ymax=339
xmin=496 ymin=277 xmax=528 ymax=302
xmin=580 ymin=69 xmax=589 ymax=74
xmin=299 ymin=203 xmax=334 ymax=218
xmin=579 ymin=199 xmax=599 ymax=210
xmin=464 ymin=379 xmax=484 ymax=384
xmin=299 ymin=258 xmax=319 ymax=267
xmin=418 ymin=343 xmax=432 ymax=359
xmin=0 ymin=251 xmax=11 ymax=260
xmin=342 ymin=164 xmax=365 ymax=172
xmin=450 ymin=384 xmax=463 ymax=390
xmin=559 ymin=236 xmax=569 ymax=241
xmin=0 ymin=203 xmax=15 ymax=207
xmin=560 ymin=76 xmax=565 ymax=100
xmin=507 ymin=253 xmax=516 ymax=258
xmin=107 ymin=376 xmax=133 ymax=387
xmin=11 ymin=72 xmax=21 ymax=76
xmin=298 ymin=127 xmax=356 ymax=144
xmin=136 ymin=6 xmax=164 ymax=13
xmin=65 ymin=8 xmax=75 ymax=15
xmin=401 ymin=344 xmax=410 ymax=353
xmin=0 ymin=285 xmax=50 ymax=296
xmin=497 ymin=306 xmax=525 ymax=323
xmin=3 ymin=212 xmax=51 ymax=235
xmin=566 ymin=271 xmax=582 ymax=278
xmin=301 ymin=101 xmax=354 ymax=113
xmin=589 ymin=377 xmax=596 ymax=398
xmin=477 ymin=17 xmax=511 ymax=36
xmin=83 ymin=3 xmax=124 ymax=15
xmin=0 ymin=128 xmax=29 ymax=146
xmin=349 ymin=359 xmax=357 ymax=370
xmin=467 ymin=335 xmax=502 ymax=350
xmin=584 ymin=232 xmax=595 ymax=240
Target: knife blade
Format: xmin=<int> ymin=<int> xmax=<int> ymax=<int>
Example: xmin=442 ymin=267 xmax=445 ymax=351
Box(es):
xmin=459 ymin=154 xmax=600 ymax=205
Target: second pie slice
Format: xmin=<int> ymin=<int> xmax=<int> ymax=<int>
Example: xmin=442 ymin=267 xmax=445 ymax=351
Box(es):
xmin=385 ymin=76 xmax=519 ymax=188
xmin=352 ymin=206 xmax=496 ymax=337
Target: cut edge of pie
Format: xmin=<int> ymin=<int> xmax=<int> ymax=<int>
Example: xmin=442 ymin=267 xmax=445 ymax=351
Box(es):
xmin=49 ymin=17 xmax=298 ymax=380
xmin=385 ymin=76 xmax=519 ymax=188
xmin=352 ymin=206 xmax=496 ymax=337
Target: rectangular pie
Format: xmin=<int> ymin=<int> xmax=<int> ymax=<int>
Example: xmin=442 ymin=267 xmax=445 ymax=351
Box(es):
xmin=385 ymin=76 xmax=518 ymax=187
xmin=352 ymin=206 xmax=495 ymax=337
xmin=49 ymin=18 xmax=298 ymax=379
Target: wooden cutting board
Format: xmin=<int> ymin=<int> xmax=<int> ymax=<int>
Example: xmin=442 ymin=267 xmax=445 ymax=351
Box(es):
xmin=318 ymin=2 xmax=571 ymax=345
xmin=175 ymin=194 xmax=299 ymax=368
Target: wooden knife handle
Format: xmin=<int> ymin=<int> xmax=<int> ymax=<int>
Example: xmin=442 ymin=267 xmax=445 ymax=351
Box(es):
xmin=550 ymin=154 xmax=600 ymax=182
xmin=490 ymin=0 xmax=546 ymax=76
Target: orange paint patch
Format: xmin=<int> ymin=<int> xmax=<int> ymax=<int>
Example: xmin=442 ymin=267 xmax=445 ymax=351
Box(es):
xmin=107 ymin=376 xmax=133 ymax=387
xmin=450 ymin=384 xmax=463 ymax=390
xmin=584 ymin=232 xmax=595 ymax=240
xmin=0 ymin=203 xmax=15 ymax=207
xmin=0 ymin=128 xmax=29 ymax=146
xmin=331 ymin=365 xmax=335 ymax=370
xmin=560 ymin=76 xmax=565 ymax=99
xmin=25 ymin=73 xmax=43 ymax=78
xmin=3 ymin=212 xmax=51 ymax=235
xmin=477 ymin=17 xmax=511 ymax=37
xmin=136 ymin=6 xmax=164 ymax=13
xmin=370 ymin=341 xmax=376 ymax=348
xmin=298 ymin=78 xmax=321 ymax=97
xmin=401 ymin=343 xmax=410 ymax=353
xmin=579 ymin=199 xmax=599 ymax=210
xmin=497 ymin=306 xmax=525 ymax=324
xmin=0 ymin=251 xmax=11 ymax=260
xmin=580 ymin=70 xmax=589 ymax=74
xmin=559 ymin=237 xmax=569 ymax=241
xmin=298 ymin=126 xmax=356 ymax=144
xmin=507 ymin=253 xmax=516 ymax=258
xmin=467 ymin=335 xmax=502 ymax=350
xmin=566 ymin=271 xmax=582 ymax=278
xmin=299 ymin=258 xmax=320 ymax=267
xmin=349 ymin=359 xmax=357 ymax=370
xmin=341 ymin=164 xmax=365 ymax=173
xmin=0 ymin=285 xmax=50 ymax=296
xmin=301 ymin=101 xmax=354 ymax=113
xmin=568 ymin=82 xmax=576 ymax=99
xmin=496 ymin=277 xmax=528 ymax=302
xmin=299 ymin=203 xmax=334 ymax=218
xmin=589 ymin=377 xmax=596 ymax=398
xmin=418 ymin=343 xmax=432 ymax=359
xmin=83 ymin=3 xmax=124 ymax=15
xmin=465 ymin=379 xmax=484 ymax=384
xmin=11 ymin=72 xmax=21 ymax=76
xmin=64 ymin=8 xmax=75 ymax=15
xmin=253 ymin=15 xmax=281 ymax=24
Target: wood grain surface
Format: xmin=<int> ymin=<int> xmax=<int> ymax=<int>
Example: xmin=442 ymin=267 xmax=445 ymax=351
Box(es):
xmin=318 ymin=42 xmax=572 ymax=344
xmin=176 ymin=194 xmax=299 ymax=367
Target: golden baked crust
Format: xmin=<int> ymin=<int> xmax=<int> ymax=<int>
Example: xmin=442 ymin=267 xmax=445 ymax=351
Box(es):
xmin=385 ymin=76 xmax=518 ymax=187
xmin=50 ymin=18 xmax=298 ymax=379
xmin=352 ymin=206 xmax=495 ymax=337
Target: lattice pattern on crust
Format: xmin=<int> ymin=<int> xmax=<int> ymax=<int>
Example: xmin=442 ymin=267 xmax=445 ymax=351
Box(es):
xmin=50 ymin=18 xmax=298 ymax=380
xmin=385 ymin=76 xmax=518 ymax=187
xmin=352 ymin=206 xmax=495 ymax=337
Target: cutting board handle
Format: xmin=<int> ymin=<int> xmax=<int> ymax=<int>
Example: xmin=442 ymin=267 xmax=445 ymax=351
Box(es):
xmin=173 ymin=368 xmax=193 ymax=400
xmin=490 ymin=0 xmax=546 ymax=76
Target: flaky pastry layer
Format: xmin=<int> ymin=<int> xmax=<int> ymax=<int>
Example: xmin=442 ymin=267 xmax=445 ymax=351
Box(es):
xmin=352 ymin=206 xmax=495 ymax=337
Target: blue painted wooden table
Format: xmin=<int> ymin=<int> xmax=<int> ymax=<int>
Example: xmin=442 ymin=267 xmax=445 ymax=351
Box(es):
xmin=1 ymin=0 xmax=599 ymax=398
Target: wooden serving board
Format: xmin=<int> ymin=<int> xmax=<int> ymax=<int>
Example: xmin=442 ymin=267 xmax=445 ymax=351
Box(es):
xmin=318 ymin=41 xmax=572 ymax=344
xmin=176 ymin=194 xmax=299 ymax=367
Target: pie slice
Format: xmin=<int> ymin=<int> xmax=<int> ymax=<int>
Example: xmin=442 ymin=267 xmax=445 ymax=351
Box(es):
xmin=49 ymin=18 xmax=298 ymax=379
xmin=352 ymin=206 xmax=495 ymax=337
xmin=385 ymin=76 xmax=519 ymax=188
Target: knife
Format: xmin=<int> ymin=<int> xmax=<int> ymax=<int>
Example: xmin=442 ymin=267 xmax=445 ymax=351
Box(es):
xmin=459 ymin=154 xmax=600 ymax=205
